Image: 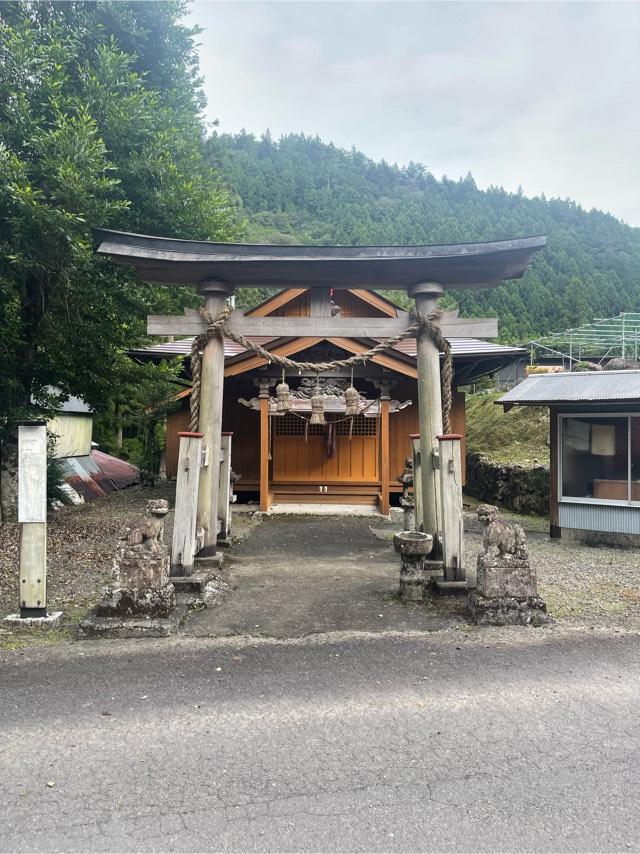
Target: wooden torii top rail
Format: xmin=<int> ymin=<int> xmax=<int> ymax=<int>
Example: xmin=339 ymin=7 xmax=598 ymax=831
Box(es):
xmin=93 ymin=229 xmax=546 ymax=290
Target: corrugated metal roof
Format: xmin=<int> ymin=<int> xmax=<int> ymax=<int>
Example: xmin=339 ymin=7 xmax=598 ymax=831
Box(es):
xmin=393 ymin=338 xmax=525 ymax=358
xmin=499 ymin=370 xmax=640 ymax=404
xmin=60 ymin=451 xmax=139 ymax=501
xmin=132 ymin=336 xmax=524 ymax=361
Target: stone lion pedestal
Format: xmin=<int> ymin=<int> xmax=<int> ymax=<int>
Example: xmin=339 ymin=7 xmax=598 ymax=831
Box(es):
xmin=80 ymin=499 xmax=183 ymax=638
xmin=467 ymin=504 xmax=551 ymax=627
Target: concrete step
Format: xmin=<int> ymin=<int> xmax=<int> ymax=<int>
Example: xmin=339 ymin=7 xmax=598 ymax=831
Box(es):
xmin=169 ymin=563 xmax=223 ymax=594
xmin=433 ymin=578 xmax=472 ymax=596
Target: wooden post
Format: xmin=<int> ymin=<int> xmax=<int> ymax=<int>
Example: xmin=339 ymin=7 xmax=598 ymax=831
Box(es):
xmin=309 ymin=287 xmax=331 ymax=316
xmin=379 ymin=385 xmax=390 ymax=516
xmin=17 ymin=423 xmax=48 ymax=617
xmin=408 ymin=282 xmax=444 ymax=555
xmin=171 ymin=432 xmax=203 ymax=577
xmin=259 ymin=380 xmax=272 ymax=512
xmin=438 ymin=434 xmax=465 ymax=581
xmin=410 ymin=434 xmax=423 ymax=532
xmin=196 ymin=280 xmax=232 ymax=556
xmin=218 ymin=432 xmax=233 ymax=544
xmin=549 ymin=408 xmax=561 ymax=538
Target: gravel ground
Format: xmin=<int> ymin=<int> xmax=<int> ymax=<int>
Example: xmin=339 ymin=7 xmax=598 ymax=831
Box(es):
xmin=0 ymin=482 xmax=256 ymax=636
xmin=2 ymin=487 xmax=640 ymax=644
xmin=464 ymin=499 xmax=640 ymax=628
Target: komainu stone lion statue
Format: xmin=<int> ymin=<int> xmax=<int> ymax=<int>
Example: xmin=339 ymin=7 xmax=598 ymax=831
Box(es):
xmin=477 ymin=503 xmax=528 ymax=560
xmin=98 ymin=499 xmax=174 ymax=618
xmin=120 ymin=499 xmax=169 ymax=547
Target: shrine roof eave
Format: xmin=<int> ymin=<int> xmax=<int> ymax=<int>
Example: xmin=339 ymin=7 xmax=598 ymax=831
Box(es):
xmin=93 ymin=229 xmax=546 ymax=290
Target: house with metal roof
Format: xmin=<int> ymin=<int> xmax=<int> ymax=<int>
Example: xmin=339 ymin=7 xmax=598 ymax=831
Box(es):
xmin=134 ymin=286 xmax=525 ymax=510
xmin=499 ymin=371 xmax=640 ymax=543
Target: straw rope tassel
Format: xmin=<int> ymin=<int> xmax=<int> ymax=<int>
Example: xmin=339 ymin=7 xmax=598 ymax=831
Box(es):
xmin=310 ymin=374 xmax=326 ymax=425
xmin=275 ymin=368 xmax=291 ymax=412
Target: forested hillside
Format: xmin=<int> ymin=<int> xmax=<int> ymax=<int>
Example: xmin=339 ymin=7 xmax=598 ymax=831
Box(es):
xmin=208 ymin=132 xmax=640 ymax=341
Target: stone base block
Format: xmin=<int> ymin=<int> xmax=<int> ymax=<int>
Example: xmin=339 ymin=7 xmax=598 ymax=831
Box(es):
xmin=3 ymin=611 xmax=64 ymax=631
xmin=477 ymin=555 xmax=537 ymax=599
xmin=170 ymin=568 xmax=230 ymax=611
xmin=195 ymin=554 xmax=224 ymax=570
xmin=467 ymin=591 xmax=552 ymax=627
xmin=96 ymin=584 xmax=175 ymax=619
xmin=78 ymin=606 xmax=186 ymax=639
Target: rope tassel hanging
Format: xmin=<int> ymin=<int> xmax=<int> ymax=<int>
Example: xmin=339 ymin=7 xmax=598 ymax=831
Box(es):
xmin=344 ymin=368 xmax=360 ymax=417
xmin=310 ymin=373 xmax=326 ymax=425
xmin=275 ymin=369 xmax=291 ymax=412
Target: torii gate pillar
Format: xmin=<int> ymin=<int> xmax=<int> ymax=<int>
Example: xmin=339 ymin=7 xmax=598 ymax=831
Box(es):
xmin=409 ymin=282 xmax=444 ymax=557
xmin=196 ymin=280 xmax=233 ymax=556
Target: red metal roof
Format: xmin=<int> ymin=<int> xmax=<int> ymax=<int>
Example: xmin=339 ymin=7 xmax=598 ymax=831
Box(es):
xmin=60 ymin=451 xmax=140 ymax=501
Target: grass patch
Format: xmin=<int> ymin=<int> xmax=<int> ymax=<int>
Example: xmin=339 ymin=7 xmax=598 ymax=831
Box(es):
xmin=466 ymin=391 xmax=549 ymax=466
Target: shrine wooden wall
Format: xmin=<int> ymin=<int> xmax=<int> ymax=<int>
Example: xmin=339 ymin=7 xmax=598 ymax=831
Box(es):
xmin=165 ymin=381 xmax=466 ymax=490
xmin=269 ymin=289 xmax=391 ymax=319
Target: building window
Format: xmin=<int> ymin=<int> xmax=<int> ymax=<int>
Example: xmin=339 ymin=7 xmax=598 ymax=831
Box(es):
xmin=561 ymin=415 xmax=634 ymax=502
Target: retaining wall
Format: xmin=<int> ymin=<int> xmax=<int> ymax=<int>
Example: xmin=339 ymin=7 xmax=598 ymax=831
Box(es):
xmin=465 ymin=453 xmax=549 ymax=516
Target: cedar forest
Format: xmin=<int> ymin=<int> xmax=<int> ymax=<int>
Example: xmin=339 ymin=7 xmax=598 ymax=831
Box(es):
xmin=209 ymin=131 xmax=640 ymax=342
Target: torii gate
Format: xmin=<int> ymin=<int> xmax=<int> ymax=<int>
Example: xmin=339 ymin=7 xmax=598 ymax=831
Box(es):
xmin=94 ymin=231 xmax=546 ymax=561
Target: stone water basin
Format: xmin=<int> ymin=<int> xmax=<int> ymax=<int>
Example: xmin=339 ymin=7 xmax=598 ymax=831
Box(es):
xmin=393 ymin=530 xmax=433 ymax=557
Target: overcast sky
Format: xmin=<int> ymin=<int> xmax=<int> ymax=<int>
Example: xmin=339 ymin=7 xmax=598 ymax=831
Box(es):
xmin=188 ymin=1 xmax=640 ymax=227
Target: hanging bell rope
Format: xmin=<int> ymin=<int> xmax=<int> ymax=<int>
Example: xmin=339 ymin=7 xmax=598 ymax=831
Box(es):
xmin=190 ymin=303 xmax=453 ymax=433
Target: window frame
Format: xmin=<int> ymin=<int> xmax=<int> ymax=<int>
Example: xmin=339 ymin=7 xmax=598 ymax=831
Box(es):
xmin=558 ymin=412 xmax=638 ymax=506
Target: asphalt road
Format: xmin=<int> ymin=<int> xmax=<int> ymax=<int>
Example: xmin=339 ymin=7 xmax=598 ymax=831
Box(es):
xmin=2 ymin=628 xmax=640 ymax=853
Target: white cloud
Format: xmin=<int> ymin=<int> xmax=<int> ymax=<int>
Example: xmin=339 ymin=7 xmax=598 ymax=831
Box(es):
xmin=189 ymin=0 xmax=640 ymax=225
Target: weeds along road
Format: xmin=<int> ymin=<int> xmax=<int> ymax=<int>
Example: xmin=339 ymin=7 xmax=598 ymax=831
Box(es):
xmin=1 ymin=628 xmax=639 ymax=853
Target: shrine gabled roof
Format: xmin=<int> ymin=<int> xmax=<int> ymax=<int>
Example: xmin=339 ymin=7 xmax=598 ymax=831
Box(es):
xmin=129 ymin=336 xmax=524 ymax=362
xmin=93 ymin=229 xmax=546 ymax=290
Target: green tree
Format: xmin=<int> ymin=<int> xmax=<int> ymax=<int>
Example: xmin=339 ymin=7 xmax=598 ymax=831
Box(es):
xmin=0 ymin=1 xmax=242 ymax=519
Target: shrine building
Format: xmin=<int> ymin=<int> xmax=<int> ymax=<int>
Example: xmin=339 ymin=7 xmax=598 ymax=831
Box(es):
xmin=94 ymin=231 xmax=545 ymax=554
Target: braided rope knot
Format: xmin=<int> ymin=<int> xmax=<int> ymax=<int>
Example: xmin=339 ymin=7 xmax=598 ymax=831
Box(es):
xmin=189 ymin=303 xmax=452 ymax=433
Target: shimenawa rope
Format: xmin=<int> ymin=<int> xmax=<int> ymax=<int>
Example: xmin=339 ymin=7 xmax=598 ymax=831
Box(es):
xmin=190 ymin=303 xmax=453 ymax=433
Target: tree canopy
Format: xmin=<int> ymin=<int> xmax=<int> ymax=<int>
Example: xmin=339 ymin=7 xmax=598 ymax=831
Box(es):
xmin=0 ymin=0 xmax=242 ymax=517
xmin=208 ymin=131 xmax=640 ymax=341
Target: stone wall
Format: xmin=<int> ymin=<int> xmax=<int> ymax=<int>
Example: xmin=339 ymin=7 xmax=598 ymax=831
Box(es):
xmin=465 ymin=453 xmax=549 ymax=516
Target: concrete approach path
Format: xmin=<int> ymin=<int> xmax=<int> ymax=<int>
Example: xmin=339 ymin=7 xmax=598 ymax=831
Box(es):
xmin=2 ymin=627 xmax=640 ymax=852
xmin=184 ymin=514 xmax=463 ymax=637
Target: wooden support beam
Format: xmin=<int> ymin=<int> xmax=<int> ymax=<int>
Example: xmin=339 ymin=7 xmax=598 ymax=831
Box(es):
xmin=259 ymin=382 xmax=271 ymax=512
xmin=218 ymin=432 xmax=233 ymax=544
xmin=247 ymin=288 xmax=306 ymax=316
xmin=438 ymin=434 xmax=465 ymax=581
xmin=379 ymin=395 xmax=390 ymax=516
xmin=410 ymin=433 xmax=423 ymax=532
xmin=549 ymin=407 xmax=561 ymax=539
xmin=310 ymin=287 xmax=331 ymax=317
xmin=327 ymin=337 xmax=417 ymax=378
xmin=225 ymin=337 xmax=323 ymax=377
xmin=171 ymin=432 xmax=203 ymax=576
xmin=147 ymin=312 xmax=498 ymax=340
